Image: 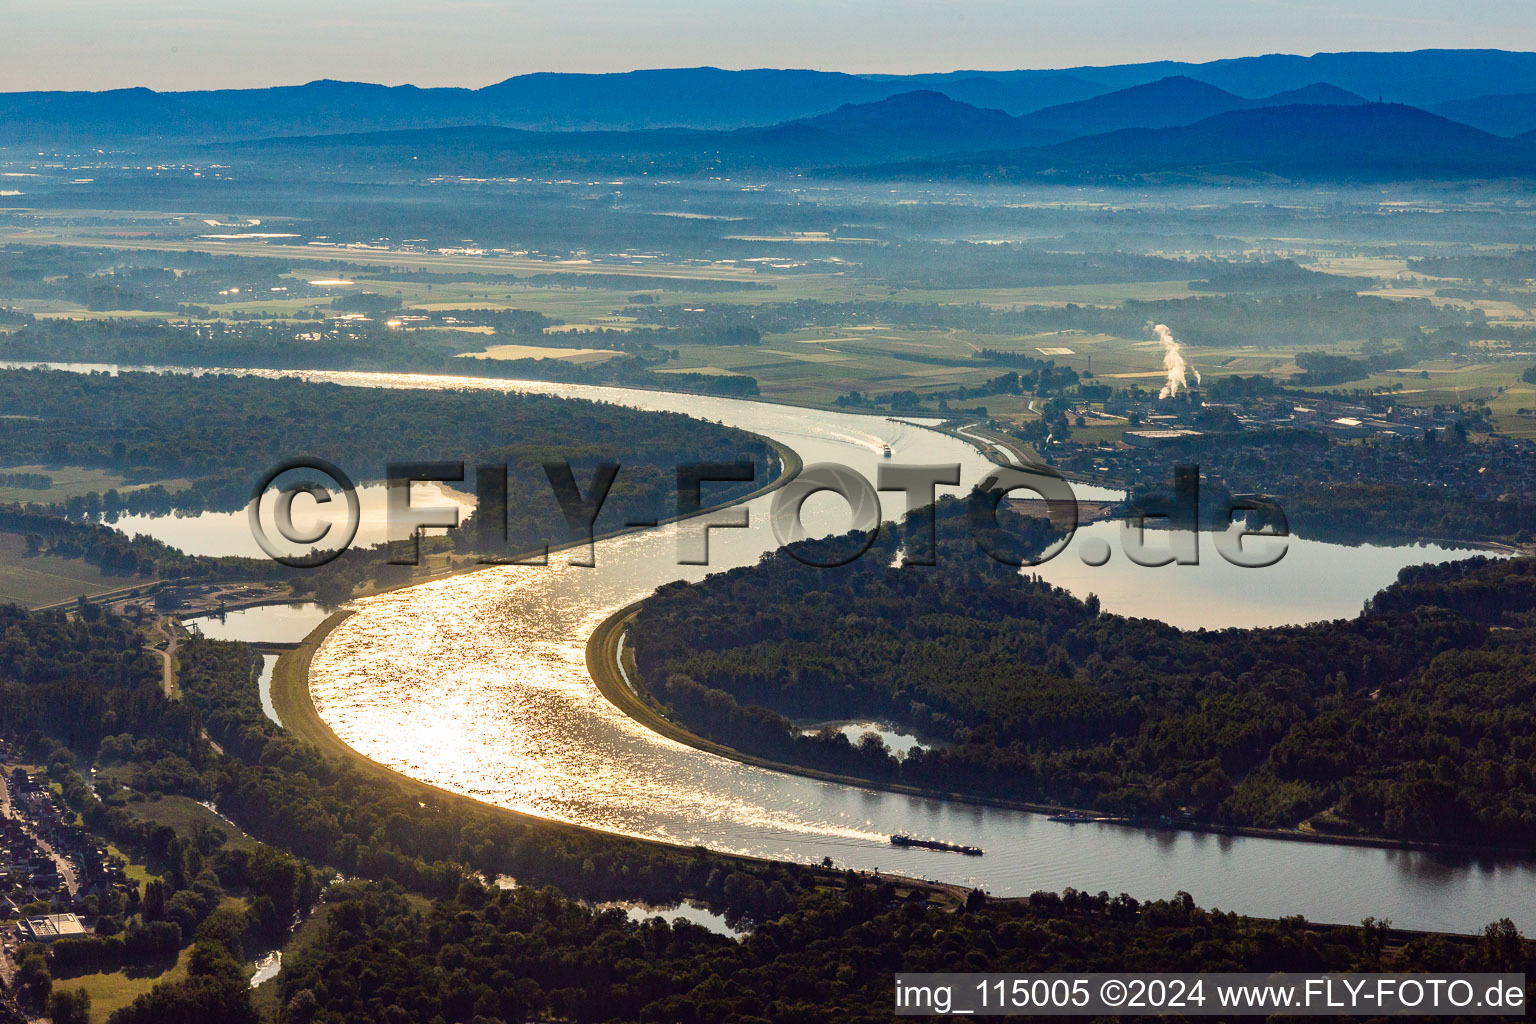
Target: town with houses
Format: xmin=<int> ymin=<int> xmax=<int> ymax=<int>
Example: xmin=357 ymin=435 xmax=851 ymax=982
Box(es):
xmin=0 ymin=741 xmax=131 ymax=1022
xmin=1041 ymin=382 xmax=1536 ymax=527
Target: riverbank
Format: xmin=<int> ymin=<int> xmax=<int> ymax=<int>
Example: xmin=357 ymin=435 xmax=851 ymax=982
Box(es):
xmin=267 ymin=607 xmax=970 ymax=912
xmin=590 ymin=601 xmax=1536 ymax=863
xmin=269 ymin=415 xmax=803 ymax=791
xmin=252 ymin=372 xmax=1536 ymax=934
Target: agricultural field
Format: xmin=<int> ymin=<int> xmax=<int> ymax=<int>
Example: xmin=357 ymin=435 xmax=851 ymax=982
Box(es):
xmin=3 ymin=186 xmax=1536 ymax=431
xmin=0 ymin=529 xmax=144 ymax=607
xmin=0 ymin=465 xmax=194 ymax=505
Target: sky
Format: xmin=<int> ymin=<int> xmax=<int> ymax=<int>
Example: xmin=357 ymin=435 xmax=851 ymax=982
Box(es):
xmin=7 ymin=0 xmax=1536 ymax=92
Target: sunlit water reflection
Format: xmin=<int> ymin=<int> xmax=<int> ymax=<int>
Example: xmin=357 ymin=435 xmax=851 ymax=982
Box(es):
xmin=19 ymin=363 xmax=1527 ymax=932
xmin=281 ymin=375 xmax=1524 ymax=934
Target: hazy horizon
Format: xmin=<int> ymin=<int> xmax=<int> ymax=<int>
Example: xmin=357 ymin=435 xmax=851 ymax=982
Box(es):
xmin=9 ymin=0 xmax=1536 ymax=92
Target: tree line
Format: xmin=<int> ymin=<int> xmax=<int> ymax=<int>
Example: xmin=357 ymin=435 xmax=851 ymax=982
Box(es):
xmin=0 ymin=586 xmax=1531 ymax=1021
xmin=630 ymin=497 xmax=1536 ymax=845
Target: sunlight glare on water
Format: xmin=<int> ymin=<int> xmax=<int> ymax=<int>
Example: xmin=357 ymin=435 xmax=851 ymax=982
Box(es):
xmin=297 ymin=374 xmax=1531 ymax=934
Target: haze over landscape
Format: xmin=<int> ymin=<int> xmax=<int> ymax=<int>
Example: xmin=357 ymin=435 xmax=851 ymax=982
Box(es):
xmin=11 ymin=0 xmax=1536 ymax=91
xmin=3 ymin=6 xmax=1536 ymax=1023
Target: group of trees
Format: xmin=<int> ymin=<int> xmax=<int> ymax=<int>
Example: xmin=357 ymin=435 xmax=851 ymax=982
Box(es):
xmin=1407 ymin=249 xmax=1536 ymax=283
xmin=268 ymin=872 xmax=1529 ymax=1024
xmin=630 ymin=498 xmax=1536 ymax=844
xmin=1070 ymin=422 xmax=1536 ymax=545
xmin=0 ymin=640 xmax=310 ymax=1023
xmin=1292 ymin=330 xmax=1451 ymax=386
xmin=624 ymin=289 xmax=1505 ymax=352
xmin=0 ymin=316 xmax=765 ymax=398
xmin=0 ymin=245 xmax=356 ymax=312
xmin=0 ymin=574 xmax=1532 ymax=1021
xmin=0 ymin=503 xmax=265 ymax=582
xmin=0 ymin=366 xmax=773 ymax=528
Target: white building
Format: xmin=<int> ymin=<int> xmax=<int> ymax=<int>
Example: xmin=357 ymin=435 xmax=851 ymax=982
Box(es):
xmin=18 ymin=913 xmax=86 ymax=943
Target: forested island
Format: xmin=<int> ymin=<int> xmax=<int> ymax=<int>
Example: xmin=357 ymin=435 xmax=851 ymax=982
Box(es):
xmin=630 ymin=498 xmax=1536 ymax=846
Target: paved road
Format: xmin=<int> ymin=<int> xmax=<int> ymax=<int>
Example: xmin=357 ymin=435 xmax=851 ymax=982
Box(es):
xmin=148 ymin=618 xmax=180 ymax=697
xmin=0 ymin=775 xmax=77 ymax=898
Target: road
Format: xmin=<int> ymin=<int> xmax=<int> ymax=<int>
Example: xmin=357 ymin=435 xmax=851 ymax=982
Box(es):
xmin=0 ymin=772 xmax=78 ymax=898
xmin=148 ymin=618 xmax=180 ymax=697
xmin=956 ymin=422 xmax=1042 ymax=469
xmin=146 ymin=618 xmax=228 ymax=755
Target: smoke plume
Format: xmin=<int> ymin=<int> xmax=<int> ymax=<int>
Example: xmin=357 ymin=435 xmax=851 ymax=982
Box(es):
xmin=1152 ymin=323 xmax=1200 ymax=399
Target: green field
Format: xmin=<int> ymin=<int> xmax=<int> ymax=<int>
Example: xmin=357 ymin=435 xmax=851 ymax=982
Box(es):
xmin=55 ymin=947 xmax=191 ymax=1024
xmin=0 ymin=464 xmax=131 ymax=504
xmin=0 ymin=529 xmax=147 ymax=607
xmin=0 ymin=464 xmax=195 ymax=505
xmin=125 ymin=794 xmax=258 ymax=852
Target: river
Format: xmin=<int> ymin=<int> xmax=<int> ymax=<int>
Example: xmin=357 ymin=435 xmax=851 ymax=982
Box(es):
xmin=22 ymin=362 xmax=1530 ymax=933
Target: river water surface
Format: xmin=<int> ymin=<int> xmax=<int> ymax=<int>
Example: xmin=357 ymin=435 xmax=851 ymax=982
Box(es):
xmin=24 ymin=363 xmax=1530 ymax=932
xmin=274 ymin=373 xmax=1527 ymax=935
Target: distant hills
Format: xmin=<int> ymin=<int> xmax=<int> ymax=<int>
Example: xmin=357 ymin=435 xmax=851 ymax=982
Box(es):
xmin=1429 ymin=92 xmax=1536 ymax=137
xmin=853 ymin=103 xmax=1536 ymax=183
xmin=7 ymin=50 xmax=1536 ymax=183
xmin=225 ymin=91 xmax=1056 ymax=174
xmin=6 ymin=49 xmax=1536 ymax=146
xmin=1014 ymin=77 xmax=1365 ymax=137
xmin=224 ymin=87 xmax=1536 ymax=184
xmin=759 ymin=91 xmax=1061 ymax=157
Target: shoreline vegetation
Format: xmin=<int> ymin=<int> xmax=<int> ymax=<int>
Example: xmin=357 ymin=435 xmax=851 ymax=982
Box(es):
xmin=587 ymin=602 xmax=1536 ymax=865
xmin=264 ymin=403 xmax=1528 ymax=923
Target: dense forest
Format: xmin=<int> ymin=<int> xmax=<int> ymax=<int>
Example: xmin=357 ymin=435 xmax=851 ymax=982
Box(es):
xmin=0 ymin=367 xmax=774 ymax=529
xmin=270 ymin=876 xmax=1527 ymax=1024
xmin=0 ymin=604 xmax=1529 ymax=1023
xmin=630 ymin=497 xmax=1536 ymax=844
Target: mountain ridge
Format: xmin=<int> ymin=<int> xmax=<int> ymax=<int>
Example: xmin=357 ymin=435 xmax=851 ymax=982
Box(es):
xmin=837 ymin=102 xmax=1536 ymax=183
xmin=218 ymin=96 xmax=1536 ymax=183
xmin=4 ymin=49 xmax=1536 ymax=145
